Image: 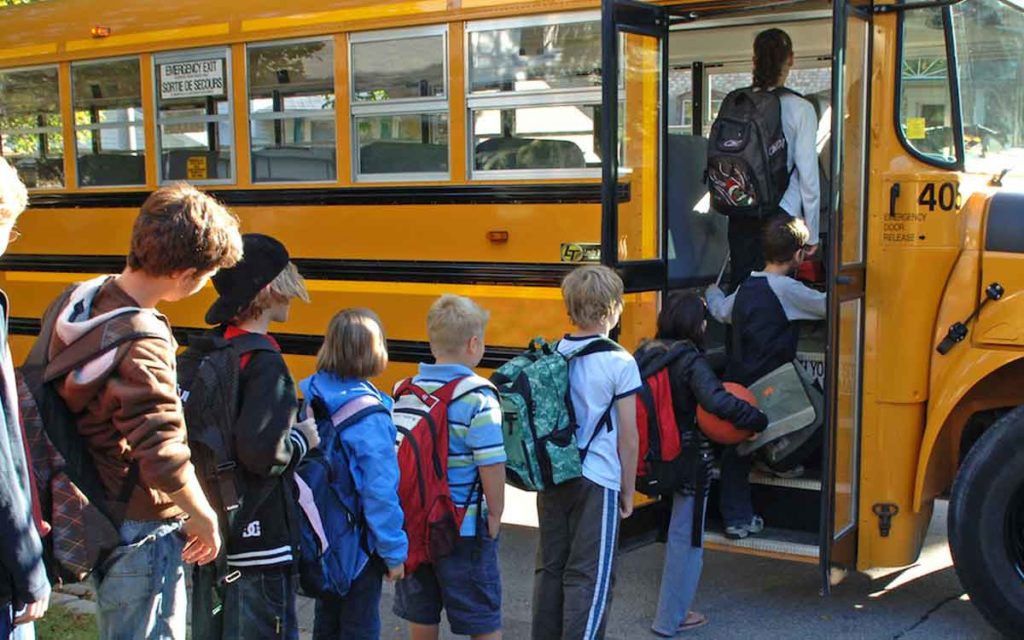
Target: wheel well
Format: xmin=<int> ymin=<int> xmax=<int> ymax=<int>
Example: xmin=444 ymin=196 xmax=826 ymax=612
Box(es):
xmin=959 ymin=408 xmax=1014 ymax=466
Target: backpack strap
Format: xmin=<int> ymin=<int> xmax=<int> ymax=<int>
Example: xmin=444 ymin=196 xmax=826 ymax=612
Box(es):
xmin=331 ymin=394 xmax=389 ymax=430
xmin=43 ymin=307 xmax=170 ymax=383
xmin=563 ymin=338 xmax=626 ymax=460
xmin=226 ymin=331 xmax=278 ymax=358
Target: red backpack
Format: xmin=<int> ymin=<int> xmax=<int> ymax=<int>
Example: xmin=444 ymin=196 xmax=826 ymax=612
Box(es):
xmin=391 ymin=375 xmax=494 ymax=573
xmin=634 ymin=341 xmax=698 ymax=498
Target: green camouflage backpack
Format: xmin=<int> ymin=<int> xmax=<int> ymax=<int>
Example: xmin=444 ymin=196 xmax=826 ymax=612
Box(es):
xmin=490 ymin=337 xmax=623 ymax=491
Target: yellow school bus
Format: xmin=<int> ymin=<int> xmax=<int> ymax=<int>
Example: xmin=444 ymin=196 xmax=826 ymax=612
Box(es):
xmin=2 ymin=0 xmax=1024 ymax=634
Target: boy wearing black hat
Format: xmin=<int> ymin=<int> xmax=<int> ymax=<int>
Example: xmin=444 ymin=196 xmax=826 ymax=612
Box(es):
xmin=182 ymin=233 xmax=317 ymax=640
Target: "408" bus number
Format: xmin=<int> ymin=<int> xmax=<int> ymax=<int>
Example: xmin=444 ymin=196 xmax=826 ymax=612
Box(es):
xmin=917 ymin=181 xmax=962 ymax=212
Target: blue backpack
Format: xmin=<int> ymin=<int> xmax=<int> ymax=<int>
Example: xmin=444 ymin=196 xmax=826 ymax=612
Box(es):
xmin=293 ymin=393 xmax=388 ymax=599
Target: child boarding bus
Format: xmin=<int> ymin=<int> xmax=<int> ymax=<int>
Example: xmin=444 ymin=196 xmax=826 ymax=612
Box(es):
xmin=1 ymin=0 xmax=1023 ymax=634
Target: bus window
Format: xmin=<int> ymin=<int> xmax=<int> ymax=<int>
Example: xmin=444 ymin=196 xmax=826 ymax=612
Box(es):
xmin=350 ymin=26 xmax=449 ymax=181
xmin=668 ymin=66 xmax=694 ymax=135
xmin=248 ymin=39 xmax=336 ymax=183
xmin=951 ymin=0 xmax=1024 ymax=179
xmin=72 ymin=58 xmax=146 ymax=188
xmin=0 ymin=65 xmax=64 ymax=189
xmin=898 ymin=8 xmax=957 ymax=166
xmin=154 ymin=48 xmax=234 ymax=184
xmin=467 ymin=13 xmax=602 ymax=177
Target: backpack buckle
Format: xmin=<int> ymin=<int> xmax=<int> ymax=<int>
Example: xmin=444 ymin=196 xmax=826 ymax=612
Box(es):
xmin=220 ymin=570 xmax=241 ymax=585
xmin=215 ymin=462 xmax=237 ymax=474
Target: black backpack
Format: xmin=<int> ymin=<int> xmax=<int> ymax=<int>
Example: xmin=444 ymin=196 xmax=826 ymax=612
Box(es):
xmin=707 ymin=86 xmax=797 ymax=219
xmin=177 ymin=331 xmax=277 ymax=518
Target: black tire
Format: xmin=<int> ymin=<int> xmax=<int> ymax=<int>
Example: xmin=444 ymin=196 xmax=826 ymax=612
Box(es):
xmin=949 ymin=406 xmax=1024 ymax=638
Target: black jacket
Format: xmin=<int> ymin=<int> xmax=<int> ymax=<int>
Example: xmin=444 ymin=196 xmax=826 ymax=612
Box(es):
xmin=641 ymin=340 xmax=768 ymax=495
xmin=218 ymin=327 xmax=306 ymax=570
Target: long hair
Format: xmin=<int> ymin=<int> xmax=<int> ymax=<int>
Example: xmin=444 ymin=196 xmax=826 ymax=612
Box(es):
xmin=753 ymin=28 xmax=793 ymax=89
xmin=656 ymin=292 xmax=707 ymax=348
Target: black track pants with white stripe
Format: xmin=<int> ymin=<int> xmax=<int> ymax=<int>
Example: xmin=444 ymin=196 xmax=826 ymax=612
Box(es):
xmin=532 ymin=477 xmax=620 ymax=640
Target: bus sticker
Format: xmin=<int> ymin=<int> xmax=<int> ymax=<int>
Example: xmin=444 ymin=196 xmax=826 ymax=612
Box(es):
xmin=560 ymin=243 xmax=601 ymax=263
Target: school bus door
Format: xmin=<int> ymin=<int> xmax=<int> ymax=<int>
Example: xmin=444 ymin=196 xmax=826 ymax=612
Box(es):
xmin=821 ymin=0 xmax=871 ymax=591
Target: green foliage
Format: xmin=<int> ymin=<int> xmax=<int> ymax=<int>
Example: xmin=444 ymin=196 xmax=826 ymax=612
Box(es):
xmin=0 ymin=0 xmax=43 ymax=7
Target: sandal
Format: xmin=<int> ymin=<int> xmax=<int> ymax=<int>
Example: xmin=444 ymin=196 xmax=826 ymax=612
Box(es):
xmin=651 ymin=612 xmax=709 ymax=637
xmin=680 ymin=611 xmax=708 ymax=631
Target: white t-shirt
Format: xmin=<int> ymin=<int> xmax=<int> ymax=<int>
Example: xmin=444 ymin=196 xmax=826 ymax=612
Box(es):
xmin=557 ymin=335 xmax=643 ymax=492
xmin=778 ymin=90 xmax=821 ymax=241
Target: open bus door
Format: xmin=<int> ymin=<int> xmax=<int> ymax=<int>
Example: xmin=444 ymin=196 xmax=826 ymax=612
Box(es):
xmin=821 ymin=0 xmax=872 ymax=594
xmin=600 ymin=0 xmax=669 ymax=294
xmin=600 ymin=0 xmax=669 ymax=549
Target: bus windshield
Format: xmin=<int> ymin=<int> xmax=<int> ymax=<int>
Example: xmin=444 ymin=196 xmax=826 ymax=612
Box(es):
xmin=952 ymin=0 xmax=1024 ymax=178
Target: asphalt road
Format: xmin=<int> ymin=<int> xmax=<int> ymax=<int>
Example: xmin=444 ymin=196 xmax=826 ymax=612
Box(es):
xmin=295 ymin=495 xmax=1000 ymax=639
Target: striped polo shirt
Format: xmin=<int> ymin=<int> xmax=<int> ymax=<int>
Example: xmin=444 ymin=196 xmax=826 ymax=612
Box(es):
xmin=412 ymin=362 xmax=506 ymax=537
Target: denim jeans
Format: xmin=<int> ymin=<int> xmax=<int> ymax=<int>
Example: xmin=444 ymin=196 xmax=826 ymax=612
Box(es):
xmin=0 ymin=604 xmax=35 ymax=640
xmin=93 ymin=519 xmax=186 ymax=640
xmin=652 ymin=493 xmax=707 ymax=635
xmin=718 ymin=445 xmax=754 ymax=527
xmin=313 ymin=562 xmax=383 ymax=640
xmin=222 ymin=566 xmax=299 ymax=640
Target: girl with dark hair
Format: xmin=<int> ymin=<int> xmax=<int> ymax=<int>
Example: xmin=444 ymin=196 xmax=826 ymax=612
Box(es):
xmin=726 ymin=27 xmax=821 ymax=290
xmin=640 ymin=293 xmax=767 ymax=636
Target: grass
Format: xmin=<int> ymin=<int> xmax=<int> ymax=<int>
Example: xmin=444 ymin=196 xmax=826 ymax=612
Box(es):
xmin=34 ymin=606 xmax=97 ymax=640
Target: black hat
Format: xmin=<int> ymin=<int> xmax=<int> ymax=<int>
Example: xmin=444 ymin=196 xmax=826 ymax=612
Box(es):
xmin=205 ymin=234 xmax=289 ymax=325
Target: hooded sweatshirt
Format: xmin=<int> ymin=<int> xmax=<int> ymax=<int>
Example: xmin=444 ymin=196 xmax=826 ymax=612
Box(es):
xmin=299 ymin=373 xmax=407 ymax=570
xmin=52 ymin=277 xmax=193 ymax=521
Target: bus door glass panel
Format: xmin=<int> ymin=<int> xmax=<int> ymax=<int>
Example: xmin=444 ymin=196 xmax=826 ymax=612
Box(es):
xmin=618 ymin=30 xmax=663 ymax=265
xmin=833 ymin=15 xmax=870 ymax=539
xmin=822 ymin=2 xmax=870 ymax=580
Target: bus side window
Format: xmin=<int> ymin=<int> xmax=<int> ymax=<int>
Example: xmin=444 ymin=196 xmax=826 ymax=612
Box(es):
xmin=0 ymin=65 xmax=64 ymax=189
xmin=154 ymin=48 xmax=235 ymax=184
xmin=248 ymin=39 xmax=337 ymax=184
xmin=350 ymin=26 xmax=449 ymax=181
xmin=467 ymin=14 xmax=602 ymax=178
xmin=72 ymin=58 xmax=146 ymax=188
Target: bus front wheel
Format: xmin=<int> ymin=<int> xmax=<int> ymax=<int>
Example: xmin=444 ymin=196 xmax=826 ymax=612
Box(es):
xmin=949 ymin=405 xmax=1024 ymax=637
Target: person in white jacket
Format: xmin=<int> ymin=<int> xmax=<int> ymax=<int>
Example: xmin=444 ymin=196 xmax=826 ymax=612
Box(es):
xmin=727 ymin=28 xmax=820 ymax=291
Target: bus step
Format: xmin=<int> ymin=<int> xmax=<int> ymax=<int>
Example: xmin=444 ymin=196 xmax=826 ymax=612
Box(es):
xmin=748 ymin=469 xmax=822 ymax=492
xmin=705 ymin=527 xmax=819 ymax=563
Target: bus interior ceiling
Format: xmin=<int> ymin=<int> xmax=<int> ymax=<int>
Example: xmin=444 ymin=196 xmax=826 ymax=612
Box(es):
xmin=661 ymin=5 xmax=834 ymax=559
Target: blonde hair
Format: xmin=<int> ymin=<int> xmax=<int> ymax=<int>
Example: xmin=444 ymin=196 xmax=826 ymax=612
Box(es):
xmin=427 ymin=294 xmax=490 ymax=357
xmin=0 ymin=157 xmax=28 ymax=225
xmin=234 ymin=261 xmax=310 ymax=323
xmin=317 ymin=308 xmax=388 ymax=379
xmin=561 ymin=265 xmax=624 ymax=329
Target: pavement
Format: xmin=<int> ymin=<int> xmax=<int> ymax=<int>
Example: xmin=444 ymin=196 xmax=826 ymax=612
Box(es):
xmin=50 ymin=493 xmax=999 ymax=639
xmin=360 ymin=492 xmax=998 ymax=640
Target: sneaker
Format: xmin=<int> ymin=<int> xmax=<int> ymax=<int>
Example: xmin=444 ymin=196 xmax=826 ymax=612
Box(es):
xmin=754 ymin=461 xmax=806 ymax=479
xmin=724 ymin=515 xmax=764 ymax=540
xmin=724 ymin=524 xmax=749 ymax=540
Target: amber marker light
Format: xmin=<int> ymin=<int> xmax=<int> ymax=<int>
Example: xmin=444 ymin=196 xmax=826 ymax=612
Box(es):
xmin=487 ymin=230 xmax=509 ymax=243
xmin=91 ymin=26 xmax=112 ymax=38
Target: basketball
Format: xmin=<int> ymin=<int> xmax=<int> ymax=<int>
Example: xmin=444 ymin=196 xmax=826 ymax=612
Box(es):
xmin=697 ymin=382 xmax=759 ymax=444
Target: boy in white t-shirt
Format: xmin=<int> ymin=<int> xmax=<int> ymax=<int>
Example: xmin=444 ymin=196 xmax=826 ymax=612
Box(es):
xmin=531 ymin=265 xmax=641 ymax=640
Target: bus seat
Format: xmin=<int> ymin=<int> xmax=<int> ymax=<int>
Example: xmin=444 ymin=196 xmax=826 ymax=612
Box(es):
xmin=516 ymin=139 xmax=585 ymax=169
xmin=251 ymin=147 xmax=336 ymax=182
xmin=666 ymin=133 xmax=728 ymax=285
xmin=359 ymin=141 xmax=448 ymax=174
xmin=475 ymin=137 xmax=531 ymax=170
xmin=77 ymin=153 xmax=145 ymax=187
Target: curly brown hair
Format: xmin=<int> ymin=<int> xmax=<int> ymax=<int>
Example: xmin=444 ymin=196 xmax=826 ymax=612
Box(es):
xmin=753 ymin=28 xmax=793 ymax=89
xmin=127 ymin=183 xmax=242 ymax=277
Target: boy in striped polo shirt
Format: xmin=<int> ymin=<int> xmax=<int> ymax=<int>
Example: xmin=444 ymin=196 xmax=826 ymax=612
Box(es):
xmin=394 ymin=294 xmax=506 ymax=640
